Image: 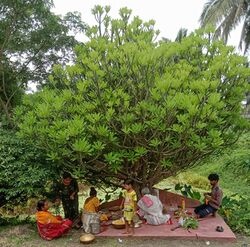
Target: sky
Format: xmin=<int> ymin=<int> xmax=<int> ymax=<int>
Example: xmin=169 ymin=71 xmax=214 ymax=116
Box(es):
xmin=53 ymin=0 xmax=242 ymax=48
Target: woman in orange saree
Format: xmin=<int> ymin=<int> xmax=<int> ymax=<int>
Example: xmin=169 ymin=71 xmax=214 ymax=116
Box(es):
xmin=36 ymin=200 xmax=72 ymax=240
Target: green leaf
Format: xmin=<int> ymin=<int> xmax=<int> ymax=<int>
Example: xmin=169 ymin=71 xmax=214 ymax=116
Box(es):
xmin=73 ymin=138 xmax=92 ymax=154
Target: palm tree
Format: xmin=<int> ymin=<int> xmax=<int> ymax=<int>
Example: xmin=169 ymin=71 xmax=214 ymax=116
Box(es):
xmin=200 ymin=0 xmax=250 ymax=54
xmin=161 ymin=27 xmax=188 ymax=43
xmin=175 ymin=28 xmax=188 ymax=42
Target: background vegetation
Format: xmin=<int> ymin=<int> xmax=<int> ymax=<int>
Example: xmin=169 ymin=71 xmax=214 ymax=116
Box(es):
xmin=158 ymin=132 xmax=250 ymax=235
xmin=0 ymin=0 xmax=249 ymax=239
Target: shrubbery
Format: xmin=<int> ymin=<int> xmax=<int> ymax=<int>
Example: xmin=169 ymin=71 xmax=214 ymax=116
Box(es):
xmin=0 ymin=128 xmax=56 ymax=207
xmin=219 ymin=195 xmax=250 ymax=235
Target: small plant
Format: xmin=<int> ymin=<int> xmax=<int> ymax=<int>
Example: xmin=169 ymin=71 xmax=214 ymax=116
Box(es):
xmin=175 ymin=183 xmax=202 ymax=201
xmin=182 ymin=217 xmax=199 ymax=230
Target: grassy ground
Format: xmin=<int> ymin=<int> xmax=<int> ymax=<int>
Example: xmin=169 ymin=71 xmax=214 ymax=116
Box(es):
xmin=0 ymin=224 xmax=249 ymax=247
xmin=158 ymin=133 xmax=250 ymax=198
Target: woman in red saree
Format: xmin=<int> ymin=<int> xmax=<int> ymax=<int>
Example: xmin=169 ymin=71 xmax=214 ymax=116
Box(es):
xmin=36 ymin=200 xmax=72 ymax=240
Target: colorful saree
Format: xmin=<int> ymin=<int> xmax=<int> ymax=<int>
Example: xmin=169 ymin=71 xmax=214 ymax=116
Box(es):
xmin=36 ymin=211 xmax=72 ymax=240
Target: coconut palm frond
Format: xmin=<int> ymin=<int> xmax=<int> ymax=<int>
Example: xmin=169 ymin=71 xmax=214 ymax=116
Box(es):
xmin=200 ymin=0 xmax=237 ymax=27
xmin=239 ymin=10 xmax=250 ymax=53
xmin=213 ymin=3 xmax=238 ymax=41
xmin=219 ymin=4 xmax=239 ymax=43
xmin=233 ymin=0 xmax=247 ymax=23
xmin=214 ymin=26 xmax=222 ymax=39
xmin=200 ymin=0 xmax=250 ymax=52
xmin=175 ymin=28 xmax=188 ymax=42
xmin=243 ymin=28 xmax=250 ymax=54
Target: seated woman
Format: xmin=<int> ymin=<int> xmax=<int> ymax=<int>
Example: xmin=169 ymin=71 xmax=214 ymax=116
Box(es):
xmin=36 ymin=200 xmax=72 ymax=240
xmin=82 ymin=187 xmax=108 ymax=233
xmin=137 ymin=187 xmax=170 ymax=225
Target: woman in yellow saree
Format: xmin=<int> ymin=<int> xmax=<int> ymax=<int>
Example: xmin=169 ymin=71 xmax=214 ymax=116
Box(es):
xmin=81 ymin=187 xmax=108 ymax=233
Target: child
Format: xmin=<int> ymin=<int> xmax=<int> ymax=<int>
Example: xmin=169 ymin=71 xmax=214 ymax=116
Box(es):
xmin=194 ymin=173 xmax=223 ymax=218
xmin=120 ymin=179 xmax=137 ymax=235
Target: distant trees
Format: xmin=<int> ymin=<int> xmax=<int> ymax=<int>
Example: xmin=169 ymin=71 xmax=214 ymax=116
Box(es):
xmin=0 ymin=0 xmax=86 ymax=125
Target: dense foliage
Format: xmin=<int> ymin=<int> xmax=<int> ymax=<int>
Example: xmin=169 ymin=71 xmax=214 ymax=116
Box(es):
xmin=219 ymin=195 xmax=250 ymax=235
xmin=15 ymin=6 xmax=250 ymax=193
xmin=172 ymin=132 xmax=250 ymax=235
xmin=0 ymin=128 xmax=56 ymax=206
xmin=0 ymin=0 xmax=86 ymax=124
xmin=223 ymin=133 xmax=250 ymax=183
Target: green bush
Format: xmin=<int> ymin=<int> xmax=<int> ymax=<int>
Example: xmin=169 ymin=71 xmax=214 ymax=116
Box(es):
xmin=0 ymin=128 xmax=56 ymax=207
xmin=219 ymin=195 xmax=250 ymax=235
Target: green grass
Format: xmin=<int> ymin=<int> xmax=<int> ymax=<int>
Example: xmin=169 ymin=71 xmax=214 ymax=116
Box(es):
xmin=0 ymin=224 xmax=250 ymax=247
xmin=158 ymin=132 xmax=250 ymax=199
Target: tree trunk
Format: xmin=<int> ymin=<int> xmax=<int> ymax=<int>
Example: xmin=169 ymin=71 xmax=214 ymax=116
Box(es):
xmin=132 ymin=181 xmax=154 ymax=200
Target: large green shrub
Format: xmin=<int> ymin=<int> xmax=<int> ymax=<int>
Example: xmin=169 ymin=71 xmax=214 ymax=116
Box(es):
xmin=15 ymin=6 xmax=250 ymax=193
xmin=219 ymin=195 xmax=250 ymax=235
xmin=0 ymin=128 xmax=55 ymax=206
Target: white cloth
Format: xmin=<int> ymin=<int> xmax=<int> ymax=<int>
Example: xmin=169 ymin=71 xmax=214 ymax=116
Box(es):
xmin=81 ymin=211 xmax=99 ymax=233
xmin=137 ymin=194 xmax=170 ymax=225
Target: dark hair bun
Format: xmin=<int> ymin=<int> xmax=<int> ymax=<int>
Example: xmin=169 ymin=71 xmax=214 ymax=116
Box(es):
xmin=89 ymin=187 xmax=97 ymax=196
xmin=37 ymin=200 xmax=46 ymax=211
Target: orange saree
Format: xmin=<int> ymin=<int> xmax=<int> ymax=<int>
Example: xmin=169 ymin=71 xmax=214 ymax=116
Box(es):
xmin=36 ymin=211 xmax=72 ymax=240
